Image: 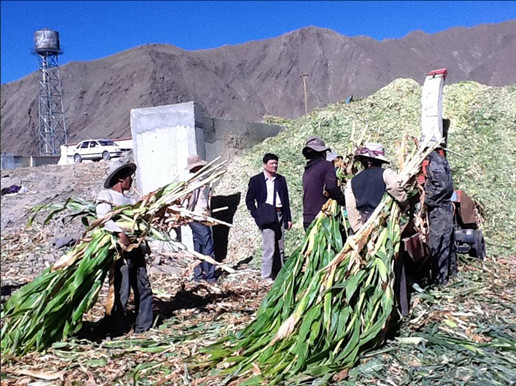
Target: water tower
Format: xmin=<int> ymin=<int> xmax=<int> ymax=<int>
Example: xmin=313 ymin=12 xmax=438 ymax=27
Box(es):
xmin=33 ymin=28 xmax=68 ymax=155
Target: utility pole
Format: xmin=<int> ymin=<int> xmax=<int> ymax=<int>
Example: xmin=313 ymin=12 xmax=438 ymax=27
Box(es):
xmin=300 ymin=73 xmax=309 ymax=115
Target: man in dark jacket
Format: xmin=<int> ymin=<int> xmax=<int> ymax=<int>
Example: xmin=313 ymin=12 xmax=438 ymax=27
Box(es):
xmin=424 ymin=149 xmax=457 ymax=285
xmin=246 ymin=153 xmax=292 ymax=283
xmin=302 ymin=137 xmax=345 ymax=231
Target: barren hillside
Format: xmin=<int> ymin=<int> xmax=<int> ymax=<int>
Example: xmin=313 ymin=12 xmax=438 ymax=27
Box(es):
xmin=1 ymin=20 xmax=515 ymax=156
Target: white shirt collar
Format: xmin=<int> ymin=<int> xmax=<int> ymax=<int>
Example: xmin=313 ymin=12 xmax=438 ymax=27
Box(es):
xmin=263 ymin=171 xmax=277 ymax=181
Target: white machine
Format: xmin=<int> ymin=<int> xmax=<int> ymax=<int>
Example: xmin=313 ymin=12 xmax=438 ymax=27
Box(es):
xmin=419 ymin=68 xmax=447 ymax=147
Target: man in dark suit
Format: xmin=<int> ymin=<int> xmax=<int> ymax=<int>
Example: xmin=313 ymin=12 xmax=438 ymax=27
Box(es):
xmin=246 ymin=153 xmax=292 ymax=283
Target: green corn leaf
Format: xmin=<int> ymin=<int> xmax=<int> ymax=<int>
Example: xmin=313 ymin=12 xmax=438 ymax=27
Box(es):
xmin=345 ymin=270 xmax=366 ymax=303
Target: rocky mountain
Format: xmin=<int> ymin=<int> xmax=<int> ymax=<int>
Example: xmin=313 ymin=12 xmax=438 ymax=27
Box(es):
xmin=1 ymin=20 xmax=515 ymax=155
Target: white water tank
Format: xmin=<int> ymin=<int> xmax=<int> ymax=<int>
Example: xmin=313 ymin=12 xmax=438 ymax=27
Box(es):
xmin=34 ymin=29 xmax=60 ymax=54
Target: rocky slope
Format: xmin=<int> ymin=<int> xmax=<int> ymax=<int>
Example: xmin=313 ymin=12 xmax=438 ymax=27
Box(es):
xmin=1 ymin=20 xmax=515 ymax=156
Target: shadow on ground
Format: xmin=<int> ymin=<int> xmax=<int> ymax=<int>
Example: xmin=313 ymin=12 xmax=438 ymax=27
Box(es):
xmin=75 ymin=283 xmax=250 ymax=343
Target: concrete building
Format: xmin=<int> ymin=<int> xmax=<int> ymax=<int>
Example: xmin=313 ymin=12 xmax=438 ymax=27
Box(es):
xmin=130 ymin=101 xmax=284 ymax=249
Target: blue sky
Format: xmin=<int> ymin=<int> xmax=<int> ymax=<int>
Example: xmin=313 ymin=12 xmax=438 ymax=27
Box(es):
xmin=2 ymin=1 xmax=515 ymax=84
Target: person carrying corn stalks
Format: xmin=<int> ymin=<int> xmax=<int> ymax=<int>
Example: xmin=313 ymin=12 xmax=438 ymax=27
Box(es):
xmin=96 ymin=161 xmax=154 ymax=336
xmin=185 ymin=154 xmax=217 ymax=283
xmin=345 ymin=142 xmax=407 ymax=232
xmin=302 ymin=136 xmax=346 ymax=231
xmin=345 ymin=142 xmax=413 ymax=315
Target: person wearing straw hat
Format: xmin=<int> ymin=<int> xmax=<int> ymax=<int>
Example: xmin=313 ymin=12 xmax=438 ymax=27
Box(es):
xmin=185 ymin=154 xmax=217 ymax=283
xmin=344 ymin=142 xmax=407 ymax=233
xmin=345 ymin=143 xmax=410 ymax=315
xmin=302 ymin=136 xmax=345 ymax=231
xmin=96 ymin=161 xmax=153 ymax=336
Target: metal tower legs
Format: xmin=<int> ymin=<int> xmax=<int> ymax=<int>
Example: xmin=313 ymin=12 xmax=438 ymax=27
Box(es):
xmin=37 ymin=54 xmax=67 ymax=155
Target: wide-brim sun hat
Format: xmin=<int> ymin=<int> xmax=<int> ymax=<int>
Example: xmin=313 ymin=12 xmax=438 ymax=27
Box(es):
xmin=186 ymin=154 xmax=208 ymax=172
xmin=302 ymin=136 xmax=330 ymax=154
xmin=354 ymin=142 xmax=390 ymax=164
xmin=104 ymin=162 xmax=137 ymax=188
xmin=326 ymin=150 xmax=338 ymax=162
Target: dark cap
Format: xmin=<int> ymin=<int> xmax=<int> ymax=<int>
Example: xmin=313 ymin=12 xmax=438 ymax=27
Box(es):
xmin=302 ymin=136 xmax=330 ymax=153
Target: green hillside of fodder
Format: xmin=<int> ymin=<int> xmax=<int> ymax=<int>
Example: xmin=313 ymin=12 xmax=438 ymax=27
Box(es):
xmin=216 ymin=79 xmax=516 ymax=259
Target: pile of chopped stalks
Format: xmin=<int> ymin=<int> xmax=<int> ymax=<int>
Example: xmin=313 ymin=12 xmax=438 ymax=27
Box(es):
xmin=0 ymin=256 xmax=512 ymax=385
xmin=216 ymin=80 xmax=516 ymax=260
xmin=1 ymin=160 xmax=230 ymax=356
xmin=197 ymin=138 xmax=437 ymax=384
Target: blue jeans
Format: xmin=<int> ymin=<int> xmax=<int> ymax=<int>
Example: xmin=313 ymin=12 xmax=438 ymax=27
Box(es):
xmin=189 ymin=222 xmax=217 ymax=283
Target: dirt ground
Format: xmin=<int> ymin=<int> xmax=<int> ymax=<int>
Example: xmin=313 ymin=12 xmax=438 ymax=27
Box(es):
xmin=0 ymin=160 xmax=272 ymax=385
xmin=1 ymin=162 xmax=105 ymax=232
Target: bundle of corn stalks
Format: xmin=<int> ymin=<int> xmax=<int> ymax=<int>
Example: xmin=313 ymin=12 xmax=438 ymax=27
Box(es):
xmin=199 ymin=138 xmax=437 ymax=384
xmin=1 ymin=160 xmax=230 ymax=357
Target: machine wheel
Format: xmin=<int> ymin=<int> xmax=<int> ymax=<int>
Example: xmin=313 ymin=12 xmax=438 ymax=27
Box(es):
xmin=74 ymin=154 xmax=82 ymax=163
xmin=102 ymin=151 xmax=111 ymax=161
xmin=470 ymin=231 xmax=486 ymax=259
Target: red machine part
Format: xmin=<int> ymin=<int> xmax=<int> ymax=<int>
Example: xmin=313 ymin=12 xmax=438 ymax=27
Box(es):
xmin=416 ymin=149 xmax=445 ymax=185
xmin=427 ymin=68 xmax=448 ymax=80
xmin=452 ymin=190 xmax=479 ymax=226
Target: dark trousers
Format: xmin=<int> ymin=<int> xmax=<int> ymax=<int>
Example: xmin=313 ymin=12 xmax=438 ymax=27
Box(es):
xmin=112 ymin=248 xmax=153 ymax=333
xmin=359 ymin=210 xmax=374 ymax=224
xmin=189 ymin=222 xmax=217 ymax=283
xmin=394 ymin=255 xmax=410 ymax=316
xmin=428 ymin=203 xmax=457 ymax=285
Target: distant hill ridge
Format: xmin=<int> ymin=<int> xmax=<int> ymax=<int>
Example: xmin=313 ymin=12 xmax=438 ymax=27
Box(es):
xmin=1 ymin=20 xmax=515 ymax=155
